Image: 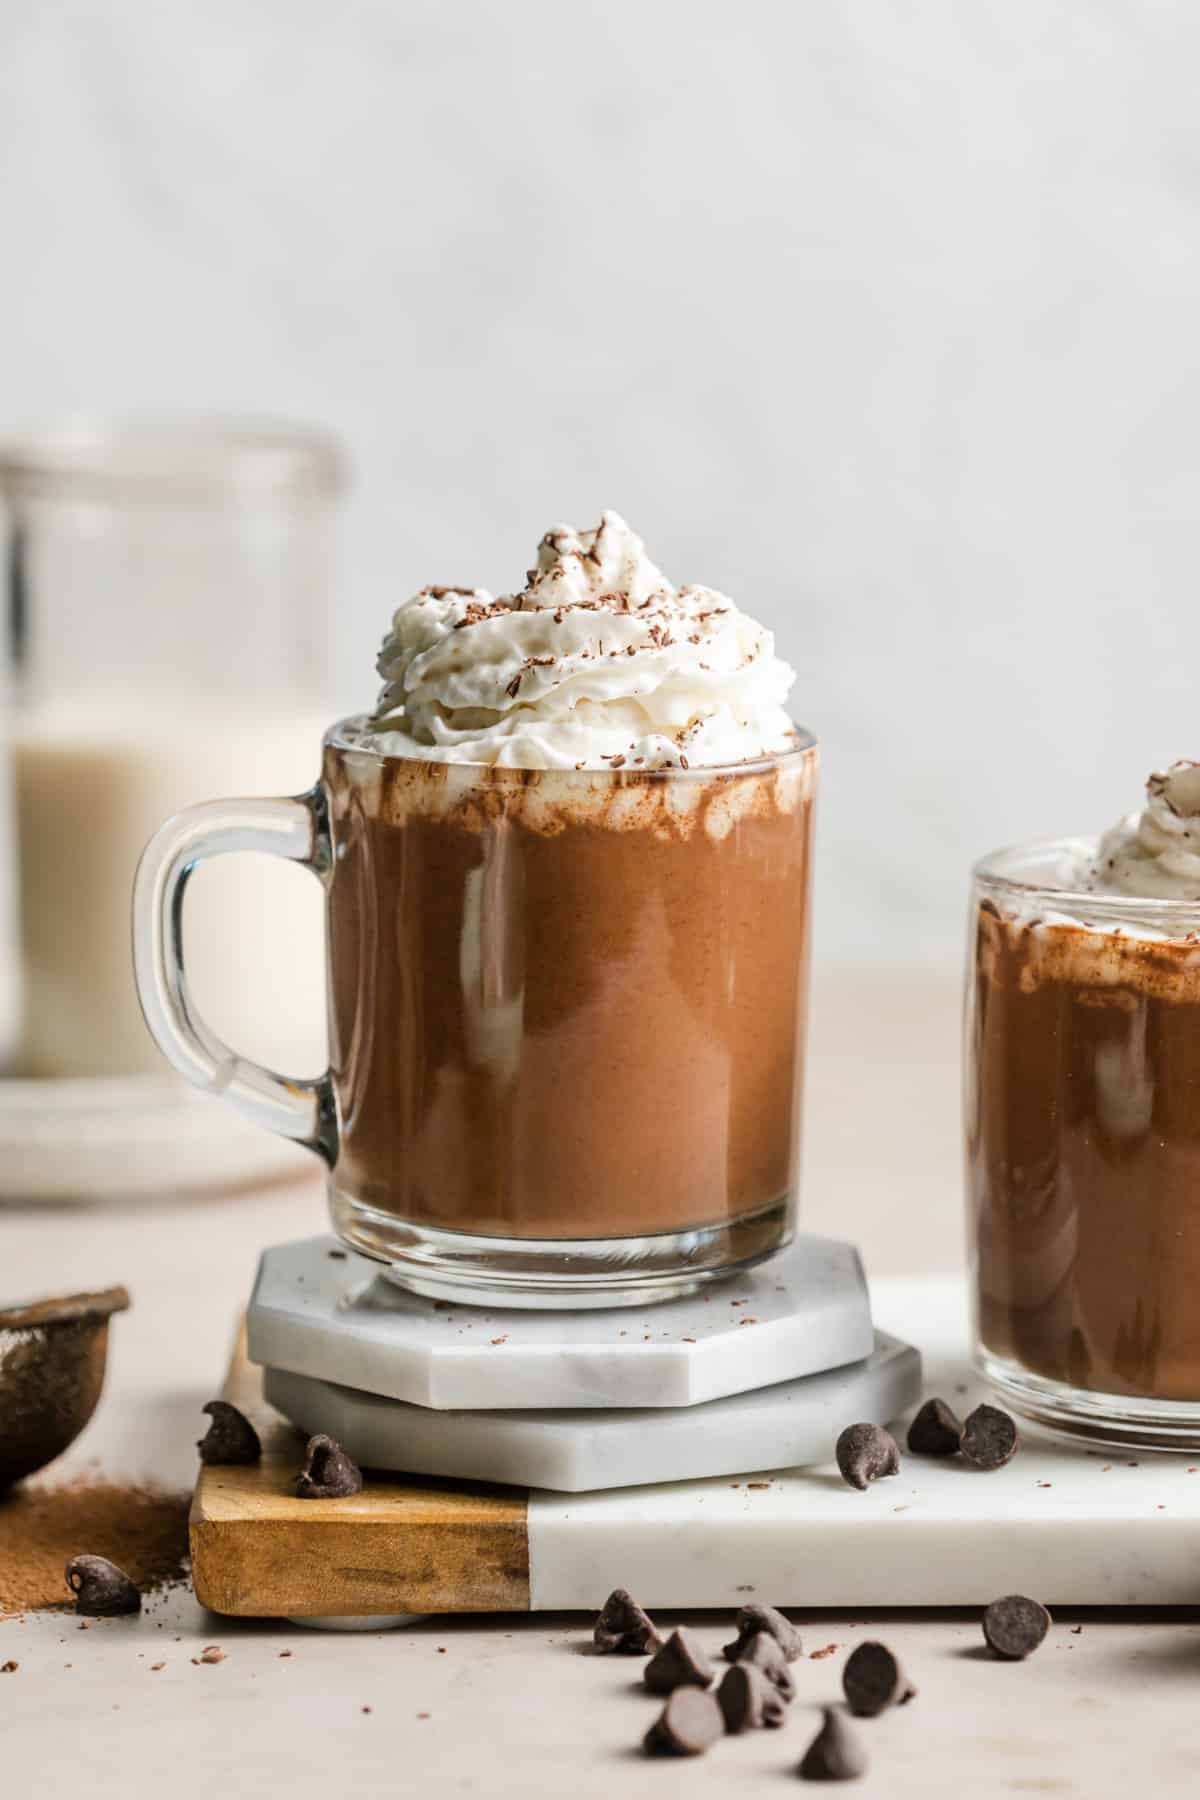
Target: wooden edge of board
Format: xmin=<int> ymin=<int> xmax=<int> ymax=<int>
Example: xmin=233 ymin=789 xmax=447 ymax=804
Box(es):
xmin=190 ymin=1320 xmax=530 ymax=1617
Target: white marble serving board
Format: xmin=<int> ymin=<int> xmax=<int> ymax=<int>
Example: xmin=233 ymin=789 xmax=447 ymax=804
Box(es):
xmin=520 ymin=1276 xmax=1200 ymax=1608
xmin=263 ymin=1330 xmax=920 ymax=1492
xmin=247 ymin=1234 xmax=874 ymax=1410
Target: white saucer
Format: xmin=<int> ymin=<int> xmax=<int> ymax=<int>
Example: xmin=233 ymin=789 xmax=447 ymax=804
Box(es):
xmin=0 ymin=1073 xmax=309 ymax=1200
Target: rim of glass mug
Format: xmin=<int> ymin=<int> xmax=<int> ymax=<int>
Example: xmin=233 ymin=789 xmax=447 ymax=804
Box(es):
xmin=973 ymin=834 xmax=1200 ymax=934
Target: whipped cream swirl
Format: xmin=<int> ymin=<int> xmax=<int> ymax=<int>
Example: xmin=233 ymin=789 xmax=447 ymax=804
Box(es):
xmin=1092 ymin=762 xmax=1200 ymax=899
xmin=369 ymin=512 xmax=797 ymax=770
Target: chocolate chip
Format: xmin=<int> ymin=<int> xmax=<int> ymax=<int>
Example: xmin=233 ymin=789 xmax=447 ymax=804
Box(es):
xmin=798 ymin=1706 xmax=868 ymax=1781
xmin=295 ymin=1434 xmax=363 ymax=1499
xmin=723 ymin=1601 xmax=802 ymax=1663
xmin=64 ymin=1555 xmax=141 ymax=1616
xmin=961 ymin=1404 xmax=1018 ymax=1471
xmin=835 ymin=1423 xmax=900 ymax=1491
xmin=717 ymin=1662 xmax=787 ymax=1732
xmin=982 ymin=1595 xmax=1051 ymax=1660
xmin=905 ymin=1398 xmax=963 ymax=1458
xmin=643 ymin=1686 xmax=724 ymax=1756
xmin=643 ymin=1627 xmax=714 ymax=1694
xmin=592 ymin=1587 xmax=660 ymax=1655
xmin=842 ymin=1641 xmax=916 ymax=1716
xmin=197 ymin=1400 xmax=262 ymax=1466
xmin=736 ymin=1631 xmax=795 ymax=1700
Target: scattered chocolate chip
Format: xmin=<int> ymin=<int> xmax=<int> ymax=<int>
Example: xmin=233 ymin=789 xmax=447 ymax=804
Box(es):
xmin=197 ymin=1400 xmax=262 ymax=1466
xmin=1070 ymin=1625 xmax=1082 ymax=1635
xmin=643 ymin=1686 xmax=724 ymax=1756
xmin=835 ymin=1423 xmax=900 ymax=1491
xmin=717 ymin=1662 xmax=787 ymax=1732
xmin=1 ymin=1661 xmax=17 ymax=1673
xmin=328 ymin=1248 xmax=347 ymax=1259
xmin=593 ymin=1587 xmax=660 ymax=1655
xmin=736 ymin=1631 xmax=795 ymax=1700
xmin=279 ymin=1649 xmax=292 ymax=1658
xmin=65 ymin=1555 xmax=142 ymax=1617
xmin=961 ymin=1404 xmax=1018 ymax=1471
xmin=842 ymin=1641 xmax=916 ymax=1716
xmin=295 ymin=1434 xmax=363 ymax=1499
xmin=644 ymin=1627 xmax=714 ymax=1694
xmin=192 ymin=1646 xmax=226 ymax=1665
xmin=906 ymin=1398 xmax=963 ymax=1458
xmin=810 ymin=1644 xmax=839 ymax=1660
xmin=982 ymin=1596 xmax=1050 ymax=1660
xmin=723 ymin=1602 xmax=802 ymax=1663
xmin=799 ymin=1706 xmax=868 ymax=1781
xmin=150 ymin=1662 xmax=166 ymax=1671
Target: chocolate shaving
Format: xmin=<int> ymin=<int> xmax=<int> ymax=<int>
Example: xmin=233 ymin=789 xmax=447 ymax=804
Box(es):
xmin=504 ymin=654 xmax=557 ymax=700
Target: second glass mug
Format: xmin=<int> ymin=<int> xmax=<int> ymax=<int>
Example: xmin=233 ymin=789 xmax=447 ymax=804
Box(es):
xmin=133 ymin=717 xmax=818 ymax=1307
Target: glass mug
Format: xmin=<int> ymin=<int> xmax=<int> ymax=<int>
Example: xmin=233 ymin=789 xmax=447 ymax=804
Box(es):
xmin=966 ymin=838 xmax=1200 ymax=1448
xmin=134 ymin=716 xmax=818 ymax=1307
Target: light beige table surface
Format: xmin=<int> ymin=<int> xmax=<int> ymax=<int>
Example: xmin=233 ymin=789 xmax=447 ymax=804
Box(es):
xmin=4 ymin=978 xmax=1196 ymax=1798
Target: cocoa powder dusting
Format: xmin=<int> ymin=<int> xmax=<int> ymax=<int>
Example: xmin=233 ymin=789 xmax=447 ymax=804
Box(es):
xmin=0 ymin=1479 xmax=189 ymax=1616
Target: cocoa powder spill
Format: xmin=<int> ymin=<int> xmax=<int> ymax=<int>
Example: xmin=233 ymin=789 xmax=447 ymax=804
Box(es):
xmin=0 ymin=1478 xmax=189 ymax=1616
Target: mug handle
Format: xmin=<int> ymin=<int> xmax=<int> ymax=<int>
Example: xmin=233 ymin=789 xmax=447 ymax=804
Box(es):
xmin=131 ymin=788 xmax=338 ymax=1165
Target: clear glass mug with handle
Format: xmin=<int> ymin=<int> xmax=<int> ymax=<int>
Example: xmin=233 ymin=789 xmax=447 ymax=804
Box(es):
xmin=134 ymin=715 xmax=818 ymax=1308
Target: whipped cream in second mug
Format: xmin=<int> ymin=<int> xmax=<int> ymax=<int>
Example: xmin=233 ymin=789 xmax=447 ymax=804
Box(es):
xmin=369 ymin=510 xmax=797 ymax=771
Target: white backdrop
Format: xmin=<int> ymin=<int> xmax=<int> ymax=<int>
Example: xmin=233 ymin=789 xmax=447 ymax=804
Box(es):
xmin=4 ymin=0 xmax=1200 ymax=969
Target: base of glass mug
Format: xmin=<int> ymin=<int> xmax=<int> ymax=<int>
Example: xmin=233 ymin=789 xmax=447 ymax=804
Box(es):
xmin=328 ymin=1187 xmax=792 ymax=1310
xmin=978 ymin=1348 xmax=1200 ymax=1452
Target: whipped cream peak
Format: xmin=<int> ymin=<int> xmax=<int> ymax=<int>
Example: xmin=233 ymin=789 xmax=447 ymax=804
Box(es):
xmin=370 ymin=512 xmax=798 ymax=771
xmin=518 ymin=512 xmax=671 ymax=613
xmin=1092 ymin=761 xmax=1200 ymax=900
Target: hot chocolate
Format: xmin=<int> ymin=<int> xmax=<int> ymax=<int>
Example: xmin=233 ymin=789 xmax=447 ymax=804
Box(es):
xmin=324 ymin=740 xmax=813 ymax=1250
xmin=134 ymin=511 xmax=817 ymax=1304
xmin=968 ymin=763 xmax=1200 ymax=1436
xmin=324 ymin=513 xmax=815 ymax=1274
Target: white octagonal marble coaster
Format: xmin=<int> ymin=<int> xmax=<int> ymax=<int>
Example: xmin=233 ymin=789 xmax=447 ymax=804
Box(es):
xmin=263 ymin=1330 xmax=919 ymax=1493
xmin=246 ymin=1234 xmax=874 ymax=1412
